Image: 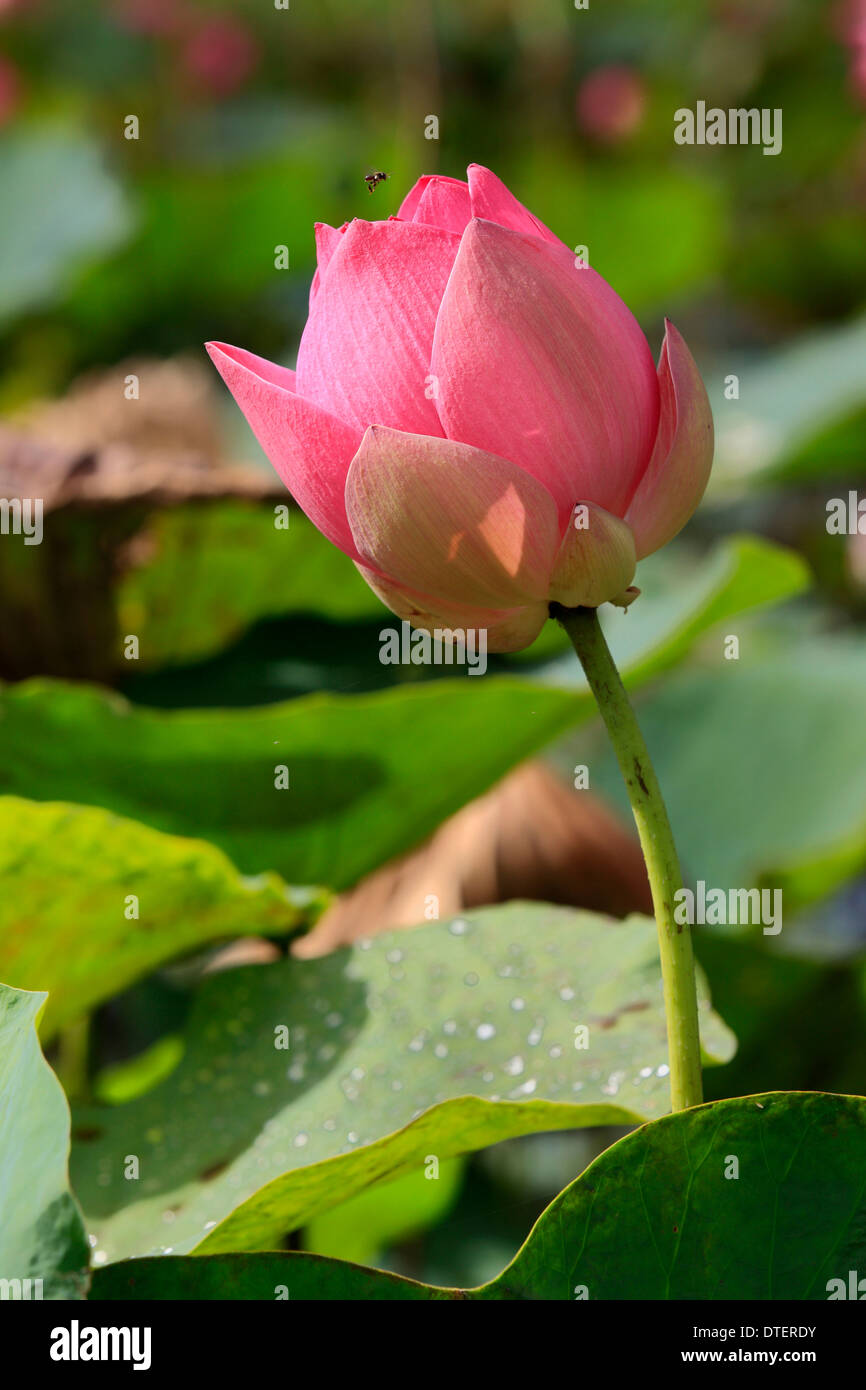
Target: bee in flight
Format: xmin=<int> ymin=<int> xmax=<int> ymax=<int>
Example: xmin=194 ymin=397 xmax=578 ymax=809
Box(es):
xmin=364 ymin=170 xmax=389 ymax=194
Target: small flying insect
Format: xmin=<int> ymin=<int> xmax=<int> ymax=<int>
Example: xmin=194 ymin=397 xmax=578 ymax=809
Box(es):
xmin=364 ymin=170 xmax=389 ymax=194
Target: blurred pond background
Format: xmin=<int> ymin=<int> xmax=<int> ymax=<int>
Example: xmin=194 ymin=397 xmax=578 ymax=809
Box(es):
xmin=2 ymin=0 xmax=866 ymax=1287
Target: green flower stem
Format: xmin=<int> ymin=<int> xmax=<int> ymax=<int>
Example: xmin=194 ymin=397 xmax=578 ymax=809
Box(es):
xmin=553 ymin=603 xmax=703 ymax=1111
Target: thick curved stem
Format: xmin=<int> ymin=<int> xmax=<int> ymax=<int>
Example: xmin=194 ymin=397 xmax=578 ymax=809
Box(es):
xmin=553 ymin=603 xmax=703 ymax=1111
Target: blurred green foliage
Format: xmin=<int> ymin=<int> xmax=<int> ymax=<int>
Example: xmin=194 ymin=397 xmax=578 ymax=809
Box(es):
xmin=2 ymin=0 xmax=866 ymax=1295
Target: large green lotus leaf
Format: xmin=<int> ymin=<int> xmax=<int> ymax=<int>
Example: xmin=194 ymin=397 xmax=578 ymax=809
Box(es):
xmin=0 ymin=533 xmax=809 ymax=890
xmin=0 ymin=678 xmax=581 ymax=890
xmin=91 ymin=1251 xmax=449 ymax=1300
xmin=479 ymin=1090 xmax=866 ymax=1300
xmin=572 ymin=640 xmax=866 ymax=911
xmin=526 ymin=534 xmax=809 ymax=674
xmin=91 ymin=1092 xmax=866 ymax=1300
xmin=0 ymin=983 xmax=90 ymax=1299
xmin=120 ymin=534 xmax=808 ymax=708
xmin=116 ymin=503 xmax=381 ymax=673
xmin=0 ymin=796 xmax=323 ymax=1040
xmin=115 ymin=528 xmax=806 ymax=698
xmin=707 ymin=315 xmax=866 ymax=494
xmin=70 ymin=905 xmax=735 ymax=1264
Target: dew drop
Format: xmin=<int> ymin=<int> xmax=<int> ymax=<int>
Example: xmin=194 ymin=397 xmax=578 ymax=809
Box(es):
xmin=512 ymin=1078 xmax=537 ymax=1096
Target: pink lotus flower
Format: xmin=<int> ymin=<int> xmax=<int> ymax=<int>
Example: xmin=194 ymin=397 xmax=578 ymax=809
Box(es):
xmin=182 ymin=16 xmax=260 ymax=97
xmin=576 ymin=65 xmax=647 ymax=144
xmin=208 ymin=165 xmax=713 ymax=652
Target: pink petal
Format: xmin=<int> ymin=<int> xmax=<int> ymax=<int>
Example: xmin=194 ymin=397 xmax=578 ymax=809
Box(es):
xmin=397 ymin=175 xmax=434 ymax=221
xmin=481 ymin=604 xmax=549 ymax=652
xmin=467 ymin=164 xmax=561 ymax=245
xmin=206 ymin=341 xmax=361 ymax=557
xmin=345 ymin=425 xmax=560 ymax=608
xmin=209 ymin=342 xmax=297 ymax=394
xmin=549 ymin=502 xmax=637 ymax=608
xmin=624 ymin=320 xmax=714 ymax=559
xmin=295 ymin=218 xmax=459 ymax=436
xmin=309 ymin=222 xmax=345 ymax=307
xmin=431 ymin=218 xmax=659 ymax=524
xmin=411 ymin=176 xmax=472 ymax=234
xmin=356 ymin=565 xmax=548 ymax=654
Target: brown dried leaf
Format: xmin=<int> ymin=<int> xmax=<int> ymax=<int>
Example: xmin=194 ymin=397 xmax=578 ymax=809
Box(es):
xmin=292 ymin=760 xmax=651 ymax=959
xmin=2 ymin=357 xmax=283 ymax=510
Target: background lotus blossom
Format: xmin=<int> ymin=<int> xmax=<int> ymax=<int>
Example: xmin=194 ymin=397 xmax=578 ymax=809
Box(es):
xmin=208 ymin=166 xmax=713 ymax=653
xmin=576 ymin=65 xmax=647 ymax=144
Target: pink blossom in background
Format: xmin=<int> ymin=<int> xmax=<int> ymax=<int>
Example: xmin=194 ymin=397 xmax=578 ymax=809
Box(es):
xmin=0 ymin=0 xmax=34 ymax=16
xmin=182 ymin=16 xmax=260 ymax=98
xmin=208 ymin=166 xmax=714 ymax=652
xmin=0 ymin=54 xmax=21 ymax=126
xmin=836 ymin=0 xmax=866 ymax=104
xmin=113 ymin=0 xmax=187 ymax=37
xmin=576 ymin=65 xmax=647 ymax=144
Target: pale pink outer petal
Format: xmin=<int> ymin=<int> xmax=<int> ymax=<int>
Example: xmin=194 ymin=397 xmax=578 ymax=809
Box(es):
xmin=295 ymin=218 xmax=459 ymax=436
xmin=478 ymin=604 xmax=549 ymax=653
xmin=467 ymin=164 xmax=561 ymax=245
xmin=345 ymin=425 xmax=561 ymax=608
xmin=431 ymin=219 xmax=659 ymax=523
xmin=411 ymin=177 xmax=472 ymax=234
xmin=356 ymin=564 xmax=548 ymax=655
xmin=624 ymin=320 xmax=714 ymax=560
xmin=309 ymin=222 xmax=346 ymax=307
xmin=548 ymin=502 xmax=637 ymax=608
xmin=206 ymin=341 xmax=362 ymax=558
